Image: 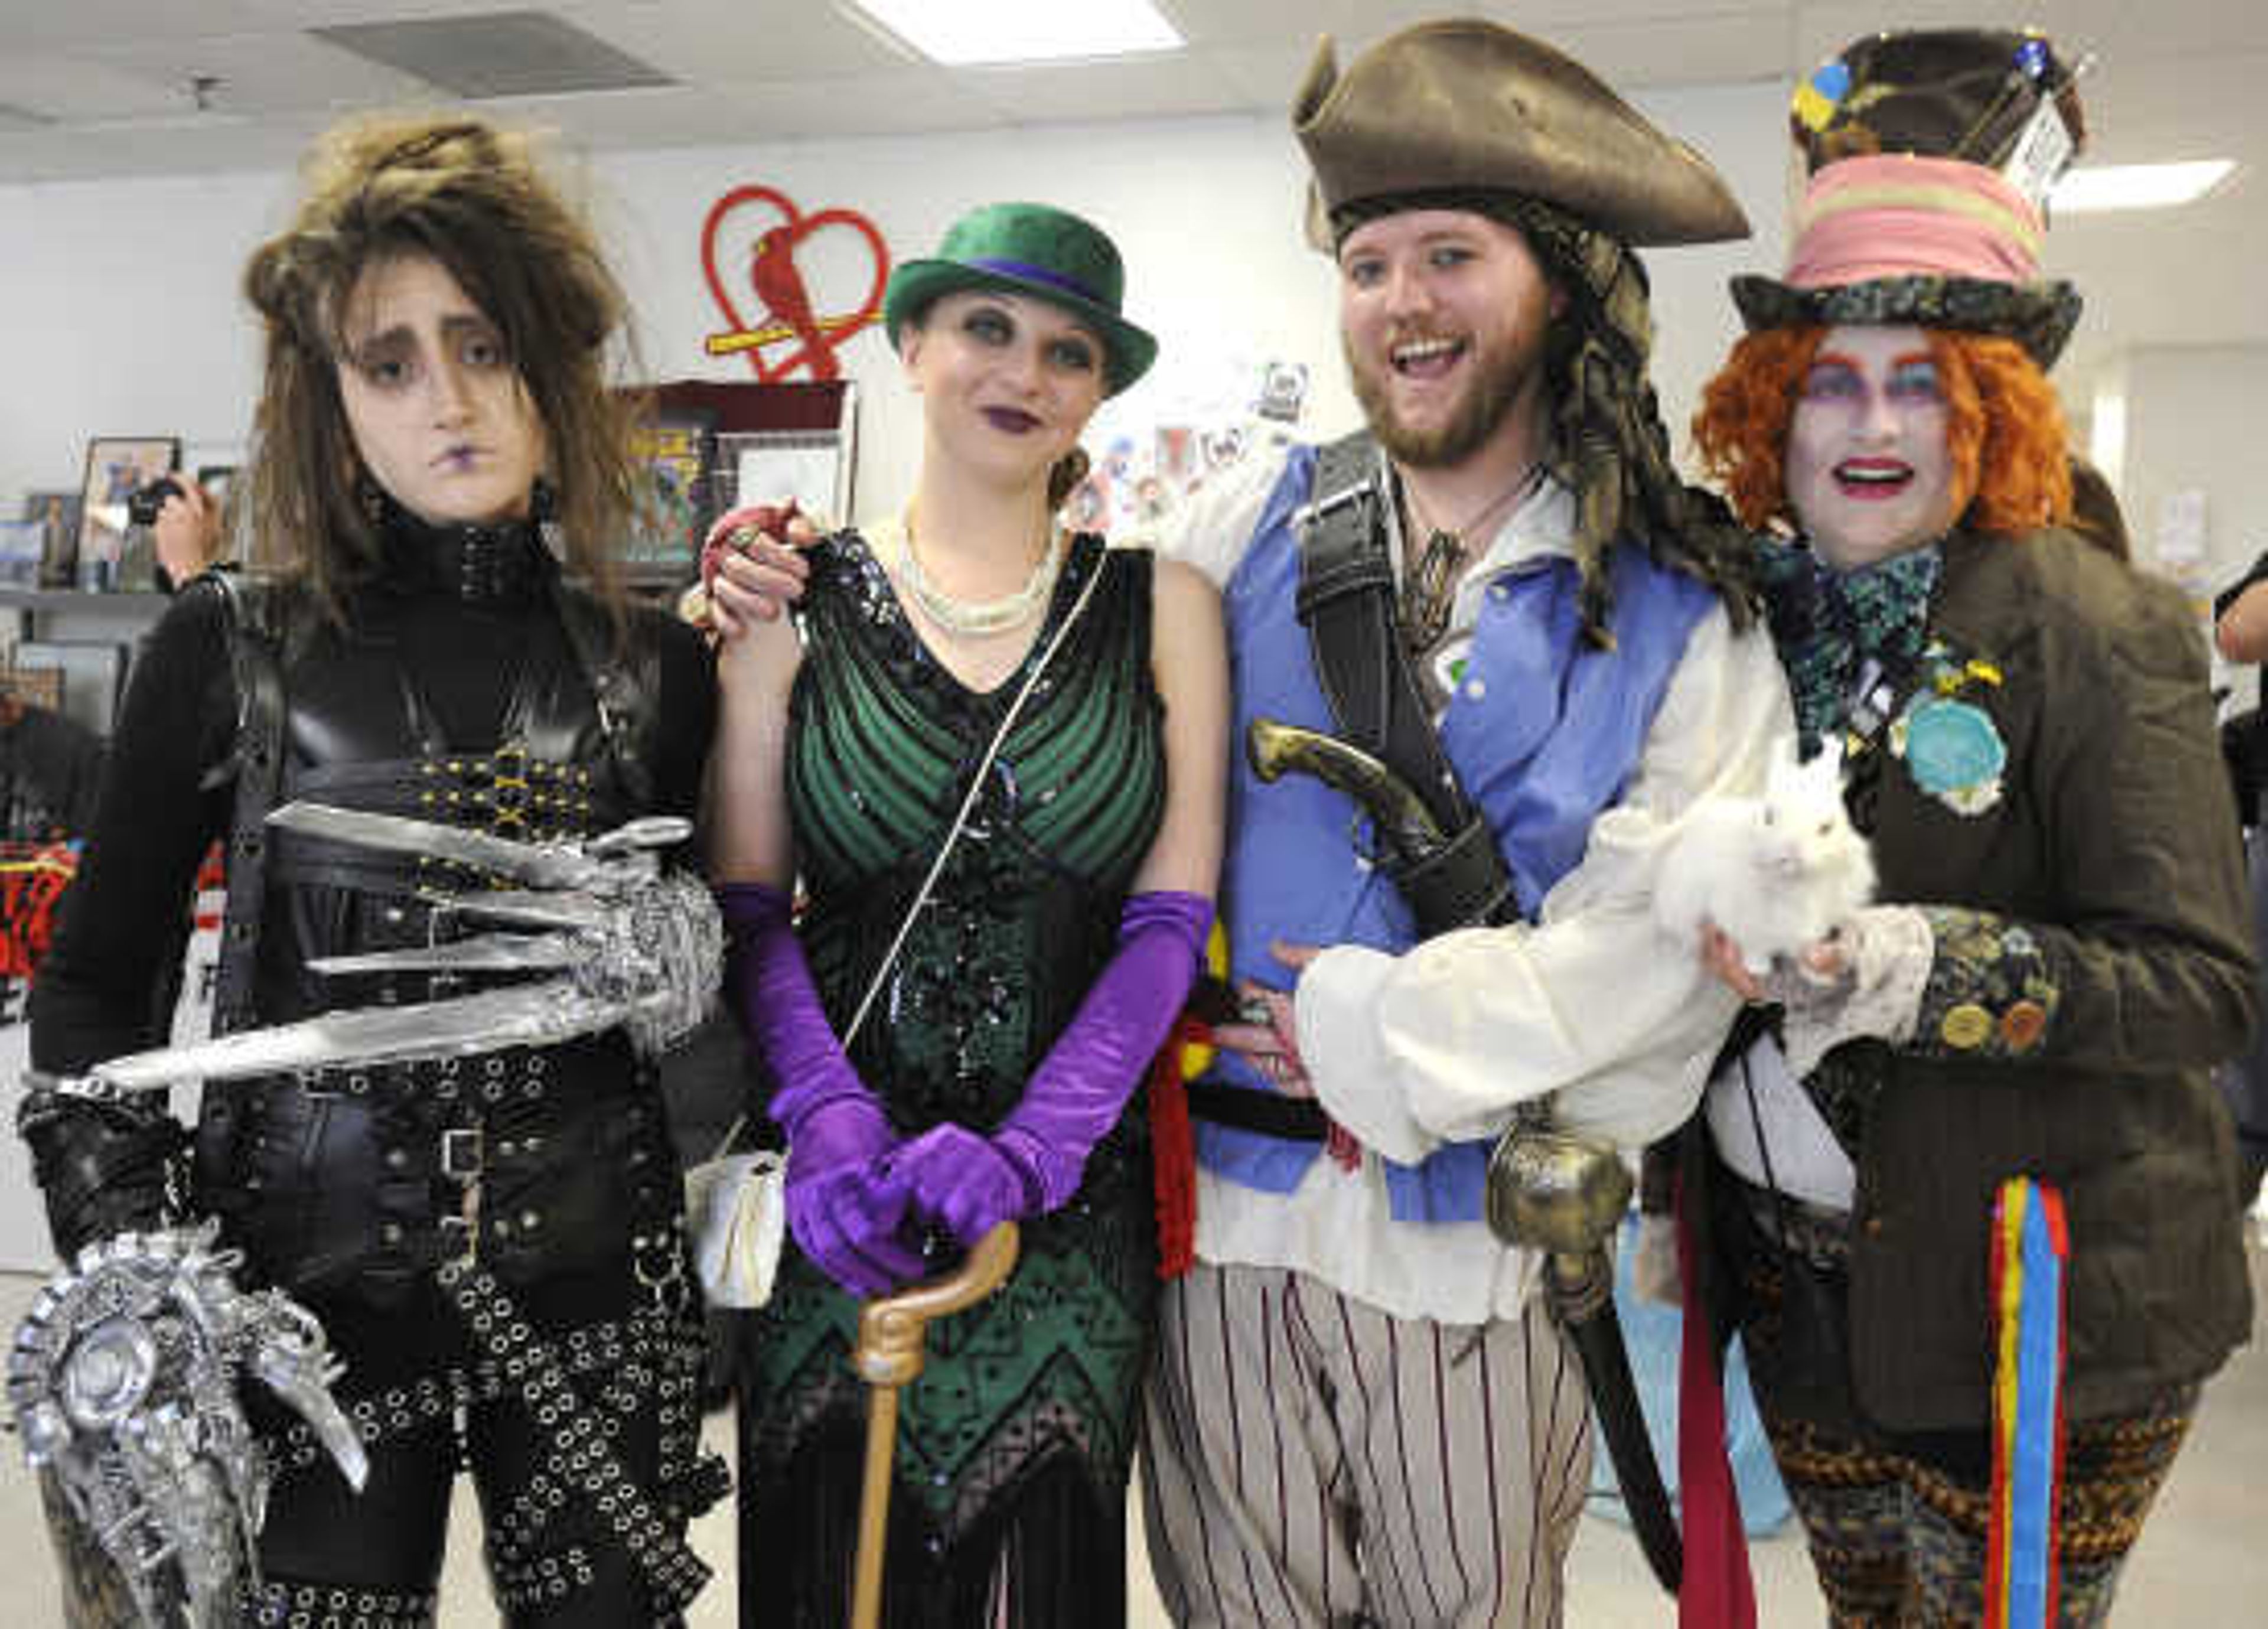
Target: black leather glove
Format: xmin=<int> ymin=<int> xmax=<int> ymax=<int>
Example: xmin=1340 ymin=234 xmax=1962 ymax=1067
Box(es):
xmin=18 ymin=1083 xmax=185 ymax=1258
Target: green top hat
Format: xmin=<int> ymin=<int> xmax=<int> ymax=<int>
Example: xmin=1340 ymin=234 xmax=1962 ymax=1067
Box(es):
xmin=883 ymin=201 xmax=1158 ymax=396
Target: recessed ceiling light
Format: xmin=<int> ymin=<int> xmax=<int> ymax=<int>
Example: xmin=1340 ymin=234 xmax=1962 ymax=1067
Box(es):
xmin=2051 ymin=159 xmax=2236 ymax=213
xmin=848 ymin=0 xmax=1183 ymax=67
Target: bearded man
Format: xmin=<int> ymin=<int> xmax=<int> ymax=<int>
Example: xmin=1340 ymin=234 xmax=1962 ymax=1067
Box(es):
xmin=1135 ymin=21 xmax=1793 ymax=1625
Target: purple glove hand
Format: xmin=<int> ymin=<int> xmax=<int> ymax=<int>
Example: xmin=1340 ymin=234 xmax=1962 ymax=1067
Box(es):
xmin=783 ymin=1096 xmax=927 ymax=1296
xmin=718 ymin=881 xmax=923 ymax=1296
xmin=900 ymin=891 xmax=1213 ymax=1248
xmin=897 ymin=1122 xmax=1033 ymax=1252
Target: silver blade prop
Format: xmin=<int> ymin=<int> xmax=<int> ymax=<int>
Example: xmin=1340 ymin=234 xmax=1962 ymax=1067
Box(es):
xmin=265 ymin=803 xmax=691 ymax=897
xmin=63 ymin=802 xmax=721 ymax=1102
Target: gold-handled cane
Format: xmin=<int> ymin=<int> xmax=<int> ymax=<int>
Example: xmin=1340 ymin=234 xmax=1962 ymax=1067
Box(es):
xmin=848 ymin=1221 xmax=1021 ymax=1629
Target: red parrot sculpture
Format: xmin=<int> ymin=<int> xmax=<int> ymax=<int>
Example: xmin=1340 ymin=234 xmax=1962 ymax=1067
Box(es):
xmin=750 ymin=224 xmax=839 ymax=381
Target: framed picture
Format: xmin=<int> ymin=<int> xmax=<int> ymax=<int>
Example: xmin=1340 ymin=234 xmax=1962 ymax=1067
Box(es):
xmin=0 ymin=520 xmax=43 ymax=587
xmin=10 ymin=639 xmax=126 ymax=736
xmin=76 ymin=436 xmax=180 ymax=591
xmin=20 ymin=491 xmax=83 ymax=588
xmin=717 ymin=423 xmax=855 ymax=527
xmin=620 ymin=409 xmax=715 ymax=586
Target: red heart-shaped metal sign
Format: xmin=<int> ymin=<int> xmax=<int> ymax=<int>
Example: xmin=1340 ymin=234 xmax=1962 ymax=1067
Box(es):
xmin=700 ymin=185 xmax=889 ymax=381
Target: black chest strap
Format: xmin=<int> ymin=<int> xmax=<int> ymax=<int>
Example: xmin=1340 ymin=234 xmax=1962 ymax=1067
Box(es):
xmin=205 ymin=573 xmax=287 ymax=1038
xmin=1294 ymin=433 xmax=1514 ymax=933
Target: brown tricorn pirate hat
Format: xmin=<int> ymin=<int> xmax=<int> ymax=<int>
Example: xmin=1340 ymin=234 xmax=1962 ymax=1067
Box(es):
xmin=1292 ymin=19 xmax=1750 ymax=252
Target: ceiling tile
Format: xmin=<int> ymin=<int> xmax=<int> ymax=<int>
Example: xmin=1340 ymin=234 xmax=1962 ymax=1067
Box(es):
xmin=0 ymin=0 xmax=276 ymax=53
xmin=559 ymin=0 xmax=907 ymax=83
xmin=0 ymin=53 xmax=195 ymax=123
xmin=62 ymin=31 xmax=436 ymax=118
xmin=309 ymin=12 xmax=673 ymax=99
xmin=1540 ymin=13 xmax=1796 ymax=90
xmin=956 ymin=54 xmax=1254 ymax=126
xmin=688 ymin=70 xmax=1008 ymax=141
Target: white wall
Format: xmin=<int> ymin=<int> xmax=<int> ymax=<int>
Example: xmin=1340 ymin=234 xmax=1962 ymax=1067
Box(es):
xmin=0 ymin=85 xmax=1790 ymax=525
xmin=2109 ymin=343 xmax=2268 ymax=588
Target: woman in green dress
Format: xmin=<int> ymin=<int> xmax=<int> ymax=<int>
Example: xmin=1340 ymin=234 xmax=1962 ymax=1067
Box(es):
xmin=708 ymin=201 xmax=1226 ymax=1626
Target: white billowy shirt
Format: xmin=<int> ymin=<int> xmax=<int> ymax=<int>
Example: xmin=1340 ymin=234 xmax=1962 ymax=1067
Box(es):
xmin=1153 ymin=442 xmax=1794 ymax=1324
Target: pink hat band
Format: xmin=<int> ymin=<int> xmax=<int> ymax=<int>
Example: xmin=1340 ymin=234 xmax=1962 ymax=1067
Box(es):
xmin=1783 ymin=155 xmax=2044 ymax=291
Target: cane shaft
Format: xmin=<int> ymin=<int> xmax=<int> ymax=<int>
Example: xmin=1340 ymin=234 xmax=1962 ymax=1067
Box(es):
xmin=846 ymin=1224 xmax=1021 ymax=1629
xmin=851 ymin=1387 xmax=901 ymax=1629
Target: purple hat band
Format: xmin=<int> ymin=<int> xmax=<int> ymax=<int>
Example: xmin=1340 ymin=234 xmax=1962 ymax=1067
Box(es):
xmin=967 ymin=256 xmax=1109 ymax=311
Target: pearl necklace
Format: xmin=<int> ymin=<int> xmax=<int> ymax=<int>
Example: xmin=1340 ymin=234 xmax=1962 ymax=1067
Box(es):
xmin=894 ymin=510 xmax=1064 ymax=638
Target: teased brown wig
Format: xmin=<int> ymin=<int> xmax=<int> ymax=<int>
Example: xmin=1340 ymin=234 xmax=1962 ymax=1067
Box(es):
xmin=239 ymin=114 xmax=638 ymax=625
xmin=1693 ymin=324 xmax=2073 ymax=542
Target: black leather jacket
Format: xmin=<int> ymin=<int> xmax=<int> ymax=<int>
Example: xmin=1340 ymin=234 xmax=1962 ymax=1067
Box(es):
xmin=26 ymin=513 xmax=714 ymax=1301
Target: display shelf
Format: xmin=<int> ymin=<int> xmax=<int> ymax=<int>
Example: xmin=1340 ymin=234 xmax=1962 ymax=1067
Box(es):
xmin=0 ymin=586 xmax=167 ymax=612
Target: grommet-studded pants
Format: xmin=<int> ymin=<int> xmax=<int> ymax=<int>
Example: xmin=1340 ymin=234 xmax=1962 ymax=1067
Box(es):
xmin=243 ymin=1260 xmax=721 ymax=1628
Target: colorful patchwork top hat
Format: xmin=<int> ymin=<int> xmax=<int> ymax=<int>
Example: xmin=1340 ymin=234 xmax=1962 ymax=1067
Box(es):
xmin=1291 ymin=18 xmax=1750 ymax=250
xmin=1732 ymin=28 xmax=2088 ymax=366
xmin=882 ymin=200 xmax=1156 ymax=395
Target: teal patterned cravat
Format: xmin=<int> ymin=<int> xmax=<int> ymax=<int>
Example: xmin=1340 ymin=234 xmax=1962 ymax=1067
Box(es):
xmin=1754 ymin=539 xmax=1943 ymax=758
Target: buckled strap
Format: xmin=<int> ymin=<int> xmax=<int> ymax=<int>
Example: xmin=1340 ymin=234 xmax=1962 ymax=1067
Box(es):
xmin=1384 ymin=816 xmax=1516 ymax=935
xmin=552 ymin=581 xmax=656 ymax=812
xmin=440 ymin=1125 xmax=485 ymax=1181
xmin=207 ymin=573 xmax=286 ymax=1038
xmin=1183 ymin=1079 xmax=1330 ymax=1142
xmin=1294 ymin=432 xmax=1477 ymax=839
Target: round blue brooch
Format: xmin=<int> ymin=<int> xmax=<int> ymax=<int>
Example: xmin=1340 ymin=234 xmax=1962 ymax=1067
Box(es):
xmin=1895 ymin=695 xmax=2006 ymax=814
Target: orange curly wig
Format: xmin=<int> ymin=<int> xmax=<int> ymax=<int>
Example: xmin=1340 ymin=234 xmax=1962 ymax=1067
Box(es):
xmin=1693 ymin=325 xmax=2074 ymax=540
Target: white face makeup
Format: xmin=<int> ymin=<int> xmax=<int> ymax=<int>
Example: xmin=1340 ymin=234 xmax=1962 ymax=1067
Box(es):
xmin=1785 ymin=324 xmax=1965 ymax=571
xmin=1335 ymin=208 xmax=1559 ymax=469
xmin=334 ymin=253 xmax=547 ymax=529
xmin=901 ymin=289 xmax=1107 ymax=488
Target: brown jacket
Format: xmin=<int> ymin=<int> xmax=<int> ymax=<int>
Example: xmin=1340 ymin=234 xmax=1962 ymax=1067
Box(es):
xmin=1846 ymin=525 xmax=2256 ymax=1432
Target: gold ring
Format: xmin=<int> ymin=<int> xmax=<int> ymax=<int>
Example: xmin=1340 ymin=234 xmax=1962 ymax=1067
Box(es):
xmin=728 ymin=525 xmax=761 ymax=553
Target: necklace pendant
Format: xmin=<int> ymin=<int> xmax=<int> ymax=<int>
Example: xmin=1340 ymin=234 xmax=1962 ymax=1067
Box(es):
xmin=1399 ymin=529 xmax=1465 ymax=653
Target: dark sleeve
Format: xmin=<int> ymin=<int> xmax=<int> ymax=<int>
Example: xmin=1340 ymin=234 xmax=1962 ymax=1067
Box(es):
xmin=29 ymin=587 xmax=238 ymax=1074
xmin=641 ymin=605 xmax=716 ymax=823
xmin=1906 ymin=569 xmax=2257 ymax=1070
xmin=2214 ymin=551 xmax=2268 ymax=623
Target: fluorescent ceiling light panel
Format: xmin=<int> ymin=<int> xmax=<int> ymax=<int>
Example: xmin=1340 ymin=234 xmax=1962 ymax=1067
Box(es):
xmin=2051 ymin=159 xmax=2236 ymax=213
xmin=849 ymin=0 xmax=1184 ymax=66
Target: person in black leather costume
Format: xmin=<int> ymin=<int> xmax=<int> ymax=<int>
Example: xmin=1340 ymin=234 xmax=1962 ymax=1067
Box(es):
xmin=20 ymin=114 xmax=722 ymax=1627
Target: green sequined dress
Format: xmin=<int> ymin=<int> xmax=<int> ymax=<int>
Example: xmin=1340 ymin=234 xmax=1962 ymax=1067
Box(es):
xmin=738 ymin=530 xmax=1166 ymax=1627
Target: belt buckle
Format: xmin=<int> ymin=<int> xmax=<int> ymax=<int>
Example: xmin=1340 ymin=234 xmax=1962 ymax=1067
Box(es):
xmin=441 ymin=1126 xmax=485 ymax=1181
xmin=438 ymin=1213 xmax=476 ymax=1266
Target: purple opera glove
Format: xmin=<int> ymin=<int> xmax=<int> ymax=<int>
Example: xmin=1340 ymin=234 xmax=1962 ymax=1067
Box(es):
xmin=905 ymin=890 xmax=1214 ymax=1248
xmin=892 ymin=1123 xmax=1029 ymax=1252
xmin=784 ymin=1102 xmax=926 ymax=1296
xmin=716 ymin=881 xmax=925 ymax=1295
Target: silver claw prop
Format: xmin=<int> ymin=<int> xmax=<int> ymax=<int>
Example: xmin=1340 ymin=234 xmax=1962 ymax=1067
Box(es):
xmin=7 ymin=1224 xmax=367 ymax=1628
xmin=12 ymin=804 xmax=721 ymax=1618
xmin=74 ymin=802 xmax=723 ymax=1099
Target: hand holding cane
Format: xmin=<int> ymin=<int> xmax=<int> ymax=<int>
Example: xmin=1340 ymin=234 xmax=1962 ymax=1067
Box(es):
xmin=848 ymin=1221 xmax=1021 ymax=1629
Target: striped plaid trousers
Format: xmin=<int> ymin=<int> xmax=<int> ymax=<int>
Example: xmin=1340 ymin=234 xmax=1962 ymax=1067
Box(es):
xmin=1141 ymin=1260 xmax=1592 ymax=1627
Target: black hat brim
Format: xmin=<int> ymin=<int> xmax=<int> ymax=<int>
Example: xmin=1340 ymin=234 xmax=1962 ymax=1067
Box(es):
xmin=1729 ymin=272 xmax=2081 ymax=368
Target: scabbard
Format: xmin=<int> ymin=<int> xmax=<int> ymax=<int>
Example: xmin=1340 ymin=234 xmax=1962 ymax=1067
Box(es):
xmin=1546 ymin=1247 xmax=1683 ymax=1595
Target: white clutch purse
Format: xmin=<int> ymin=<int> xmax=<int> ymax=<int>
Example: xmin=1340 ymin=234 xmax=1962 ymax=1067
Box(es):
xmin=683 ymin=1145 xmax=786 ymax=1310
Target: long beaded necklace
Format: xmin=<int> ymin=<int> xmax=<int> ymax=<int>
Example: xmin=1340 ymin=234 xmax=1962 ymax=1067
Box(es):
xmin=1396 ymin=461 xmax=1544 ymax=653
xmin=894 ymin=508 xmax=1064 ymax=638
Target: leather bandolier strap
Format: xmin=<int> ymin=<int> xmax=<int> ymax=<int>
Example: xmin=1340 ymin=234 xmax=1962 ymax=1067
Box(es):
xmin=1185 ymin=433 xmax=1516 ymax=1146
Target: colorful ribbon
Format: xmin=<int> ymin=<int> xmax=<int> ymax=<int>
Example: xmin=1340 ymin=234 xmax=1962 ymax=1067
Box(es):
xmin=1985 ymin=1175 xmax=2070 ymax=1629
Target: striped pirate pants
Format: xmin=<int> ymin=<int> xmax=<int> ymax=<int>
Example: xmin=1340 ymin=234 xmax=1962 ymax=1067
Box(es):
xmin=1140 ymin=1260 xmax=1592 ymax=1628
